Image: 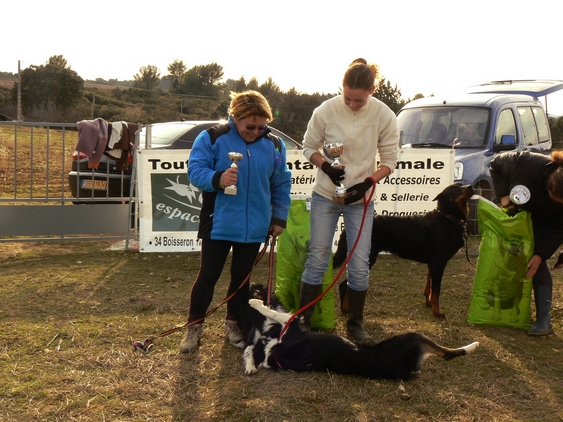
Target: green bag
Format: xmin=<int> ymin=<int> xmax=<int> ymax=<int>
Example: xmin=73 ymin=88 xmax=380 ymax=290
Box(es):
xmin=276 ymin=199 xmax=335 ymax=330
xmin=468 ymin=198 xmax=533 ymax=329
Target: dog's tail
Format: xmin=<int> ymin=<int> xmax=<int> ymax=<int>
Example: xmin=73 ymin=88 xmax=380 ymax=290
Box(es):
xmin=332 ymin=230 xmax=348 ymax=269
xmin=419 ymin=335 xmax=480 ymax=361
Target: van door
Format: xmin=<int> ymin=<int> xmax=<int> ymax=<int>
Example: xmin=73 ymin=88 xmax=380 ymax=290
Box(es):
xmin=516 ymin=105 xmax=552 ymax=154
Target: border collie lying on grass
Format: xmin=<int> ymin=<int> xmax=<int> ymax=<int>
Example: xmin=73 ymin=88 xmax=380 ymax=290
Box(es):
xmin=244 ymin=289 xmax=479 ymax=380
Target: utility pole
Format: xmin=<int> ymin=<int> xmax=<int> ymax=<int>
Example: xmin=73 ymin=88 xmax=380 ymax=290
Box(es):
xmin=17 ymin=60 xmax=22 ymax=121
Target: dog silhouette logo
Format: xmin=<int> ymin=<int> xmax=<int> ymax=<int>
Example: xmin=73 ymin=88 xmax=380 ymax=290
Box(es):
xmin=151 ymin=173 xmax=202 ymax=231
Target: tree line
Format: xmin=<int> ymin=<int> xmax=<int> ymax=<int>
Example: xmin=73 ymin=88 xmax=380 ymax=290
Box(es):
xmin=0 ymin=55 xmax=562 ymax=148
xmin=0 ymin=55 xmax=411 ymax=141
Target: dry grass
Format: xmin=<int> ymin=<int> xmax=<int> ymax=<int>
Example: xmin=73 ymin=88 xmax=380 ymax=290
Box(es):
xmin=0 ymin=125 xmax=76 ymax=200
xmin=1 ymin=241 xmax=563 ymax=421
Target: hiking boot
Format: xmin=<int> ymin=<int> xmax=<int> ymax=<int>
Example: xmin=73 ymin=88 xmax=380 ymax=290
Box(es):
xmin=179 ymin=324 xmax=203 ymax=353
xmin=225 ymin=320 xmax=245 ymax=348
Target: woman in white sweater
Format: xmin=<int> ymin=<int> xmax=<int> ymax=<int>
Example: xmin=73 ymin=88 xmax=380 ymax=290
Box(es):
xmin=299 ymin=58 xmax=399 ymax=343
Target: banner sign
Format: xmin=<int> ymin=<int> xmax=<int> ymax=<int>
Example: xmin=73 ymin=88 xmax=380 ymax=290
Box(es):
xmin=374 ymin=148 xmax=454 ymax=216
xmin=138 ymin=148 xmax=454 ymax=252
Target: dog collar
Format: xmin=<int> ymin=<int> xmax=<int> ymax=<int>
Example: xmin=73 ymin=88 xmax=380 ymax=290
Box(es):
xmin=437 ymin=210 xmax=466 ymax=227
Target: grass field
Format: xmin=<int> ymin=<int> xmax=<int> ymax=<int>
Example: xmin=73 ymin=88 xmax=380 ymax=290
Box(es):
xmin=1 ymin=240 xmax=562 ymax=421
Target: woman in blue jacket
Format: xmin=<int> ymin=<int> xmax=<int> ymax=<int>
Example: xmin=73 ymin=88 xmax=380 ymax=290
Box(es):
xmin=180 ymin=91 xmax=292 ymax=353
xmin=490 ymin=150 xmax=563 ymax=336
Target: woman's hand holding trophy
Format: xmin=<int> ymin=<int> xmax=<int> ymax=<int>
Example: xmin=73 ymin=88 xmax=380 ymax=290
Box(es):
xmin=224 ymin=152 xmax=244 ymax=195
xmin=322 ymin=142 xmax=348 ymax=203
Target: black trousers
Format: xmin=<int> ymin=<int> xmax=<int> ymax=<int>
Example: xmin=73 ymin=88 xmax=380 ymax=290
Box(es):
xmin=532 ymin=222 xmax=554 ymax=294
xmin=187 ymin=239 xmax=261 ymax=324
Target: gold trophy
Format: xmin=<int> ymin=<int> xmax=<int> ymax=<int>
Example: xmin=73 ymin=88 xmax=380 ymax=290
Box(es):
xmin=322 ymin=142 xmax=347 ymax=203
xmin=224 ymin=152 xmax=244 ymax=195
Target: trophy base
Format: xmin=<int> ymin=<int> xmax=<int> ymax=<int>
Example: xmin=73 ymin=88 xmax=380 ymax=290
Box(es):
xmin=332 ymin=192 xmax=348 ymax=204
xmin=224 ymin=185 xmax=237 ymax=195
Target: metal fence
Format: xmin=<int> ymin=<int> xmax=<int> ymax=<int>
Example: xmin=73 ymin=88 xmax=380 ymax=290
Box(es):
xmin=0 ymin=121 xmax=137 ymax=249
xmin=0 ymin=120 xmax=484 ymax=255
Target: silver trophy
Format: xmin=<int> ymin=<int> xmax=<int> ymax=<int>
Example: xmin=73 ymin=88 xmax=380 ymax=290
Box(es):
xmin=322 ymin=142 xmax=347 ymax=203
xmin=224 ymin=152 xmax=244 ymax=195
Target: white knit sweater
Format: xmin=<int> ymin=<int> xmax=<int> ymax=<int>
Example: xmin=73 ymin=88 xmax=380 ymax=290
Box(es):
xmin=303 ymin=94 xmax=400 ymax=202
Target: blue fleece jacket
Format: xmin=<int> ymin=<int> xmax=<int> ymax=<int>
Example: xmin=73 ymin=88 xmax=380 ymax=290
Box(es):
xmin=187 ymin=117 xmax=292 ymax=243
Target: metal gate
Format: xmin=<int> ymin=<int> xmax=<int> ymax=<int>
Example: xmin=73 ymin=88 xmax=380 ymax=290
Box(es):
xmin=0 ymin=121 xmax=137 ymax=249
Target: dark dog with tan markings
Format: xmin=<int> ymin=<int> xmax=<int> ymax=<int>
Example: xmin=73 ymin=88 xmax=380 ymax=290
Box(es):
xmin=333 ymin=182 xmax=475 ymax=318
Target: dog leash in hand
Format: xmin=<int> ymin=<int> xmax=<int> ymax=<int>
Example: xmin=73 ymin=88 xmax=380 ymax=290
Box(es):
xmin=132 ymin=235 xmax=275 ymax=354
xmin=266 ymin=236 xmax=277 ymax=306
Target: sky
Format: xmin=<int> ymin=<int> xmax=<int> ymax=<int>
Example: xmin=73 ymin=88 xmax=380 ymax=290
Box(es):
xmin=3 ymin=0 xmax=563 ymax=115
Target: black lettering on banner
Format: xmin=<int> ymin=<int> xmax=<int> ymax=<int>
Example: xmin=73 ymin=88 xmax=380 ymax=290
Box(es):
xmin=286 ymin=160 xmax=315 ymax=171
xmin=390 ymin=193 xmax=430 ymax=202
xmin=161 ymin=237 xmax=196 ymax=247
xmin=381 ymin=175 xmax=441 ymax=185
xmin=380 ymin=209 xmax=428 ymax=216
xmin=147 ymin=158 xmax=189 ymax=171
xmin=291 ymin=174 xmax=316 ymax=185
xmin=396 ymin=159 xmax=445 ymax=170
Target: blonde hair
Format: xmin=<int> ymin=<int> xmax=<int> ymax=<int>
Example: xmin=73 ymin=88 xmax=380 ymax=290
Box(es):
xmin=547 ymin=149 xmax=563 ymax=202
xmin=342 ymin=58 xmax=380 ymax=92
xmin=228 ymin=90 xmax=273 ymax=122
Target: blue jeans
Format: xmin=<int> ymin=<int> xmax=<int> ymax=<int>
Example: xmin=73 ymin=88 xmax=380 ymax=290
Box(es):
xmin=302 ymin=192 xmax=373 ymax=291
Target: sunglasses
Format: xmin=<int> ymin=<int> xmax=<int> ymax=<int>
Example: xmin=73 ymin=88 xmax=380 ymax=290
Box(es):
xmin=240 ymin=122 xmax=268 ymax=132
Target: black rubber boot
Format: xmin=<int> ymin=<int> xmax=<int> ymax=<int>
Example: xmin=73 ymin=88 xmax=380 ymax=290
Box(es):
xmin=528 ymin=283 xmax=553 ymax=336
xmin=346 ymin=287 xmax=374 ymax=344
xmin=298 ymin=282 xmax=322 ymax=331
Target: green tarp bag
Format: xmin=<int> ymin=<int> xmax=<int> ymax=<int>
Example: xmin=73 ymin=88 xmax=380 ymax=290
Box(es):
xmin=468 ymin=198 xmax=533 ymax=329
xmin=276 ymin=199 xmax=335 ymax=330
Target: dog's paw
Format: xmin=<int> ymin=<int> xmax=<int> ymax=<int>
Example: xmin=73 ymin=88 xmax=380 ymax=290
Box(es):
xmin=249 ymin=298 xmax=264 ymax=309
xmin=245 ymin=367 xmax=258 ymax=375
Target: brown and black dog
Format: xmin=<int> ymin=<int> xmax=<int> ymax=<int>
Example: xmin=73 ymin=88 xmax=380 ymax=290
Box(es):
xmin=333 ymin=182 xmax=475 ymax=319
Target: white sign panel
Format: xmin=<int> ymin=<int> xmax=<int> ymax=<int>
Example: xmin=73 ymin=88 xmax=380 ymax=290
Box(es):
xmin=137 ymin=148 xmax=454 ymax=252
xmin=137 ymin=149 xmax=200 ymax=252
xmin=374 ymin=148 xmax=455 ymax=216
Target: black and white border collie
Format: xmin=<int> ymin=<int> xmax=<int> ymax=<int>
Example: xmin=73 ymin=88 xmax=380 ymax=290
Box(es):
xmin=243 ymin=287 xmax=479 ymax=380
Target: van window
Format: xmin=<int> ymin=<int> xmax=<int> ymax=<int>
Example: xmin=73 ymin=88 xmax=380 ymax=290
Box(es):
xmin=397 ymin=107 xmax=489 ymax=148
xmin=532 ymin=106 xmax=550 ymax=143
xmin=518 ymin=107 xmax=539 ymax=145
xmin=495 ymin=109 xmax=518 ymax=146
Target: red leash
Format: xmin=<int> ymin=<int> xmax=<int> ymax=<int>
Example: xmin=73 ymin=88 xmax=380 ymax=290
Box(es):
xmin=133 ymin=235 xmax=276 ymax=354
xmin=266 ymin=236 xmax=277 ymax=306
